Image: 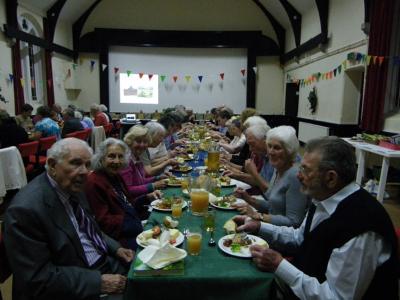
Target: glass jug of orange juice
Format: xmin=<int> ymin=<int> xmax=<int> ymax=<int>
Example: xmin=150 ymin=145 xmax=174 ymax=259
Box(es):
xmin=190 ymin=175 xmax=211 ymax=216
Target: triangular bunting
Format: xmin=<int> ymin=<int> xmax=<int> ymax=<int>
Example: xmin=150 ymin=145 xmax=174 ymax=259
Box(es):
xmin=20 ymin=78 xmax=25 ymax=87
xmin=198 ymin=75 xmax=203 ymax=83
xmin=127 ymin=71 xmax=132 ymax=77
xmin=90 ymin=60 xmax=95 ymax=68
xmin=333 ymin=69 xmax=337 ymax=77
xmin=366 ymin=56 xmax=372 ymax=65
xmin=252 ymin=66 xmax=257 ymax=74
xmin=240 ymin=69 xmax=246 ymax=76
xmin=342 ymin=60 xmax=347 ymax=69
xmin=67 ymin=69 xmax=71 ymax=77
xmin=373 ymin=56 xmax=378 ymax=65
xmin=338 ymin=65 xmax=342 ymax=74
xmin=139 ymin=73 xmax=144 ymax=79
xmin=160 ymin=75 xmax=166 ymax=82
xmin=8 ymin=74 xmax=13 ymax=82
xmin=173 ymin=76 xmax=178 ymax=83
xmin=114 ymin=67 xmax=119 ymax=74
xmin=148 ymin=74 xmax=153 ymax=80
xmin=72 ymin=63 xmax=78 ymax=70
xmin=102 ymin=64 xmax=107 ymax=71
xmin=185 ymin=75 xmax=191 ymax=83
xmin=219 ymin=73 xmax=224 ymax=80
xmin=378 ymin=56 xmax=385 ymax=65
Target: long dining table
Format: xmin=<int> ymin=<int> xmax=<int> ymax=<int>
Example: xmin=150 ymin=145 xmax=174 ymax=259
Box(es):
xmin=124 ymin=154 xmax=275 ymax=300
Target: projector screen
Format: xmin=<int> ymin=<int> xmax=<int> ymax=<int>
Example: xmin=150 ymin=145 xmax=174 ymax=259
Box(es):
xmin=108 ymin=46 xmax=247 ymax=113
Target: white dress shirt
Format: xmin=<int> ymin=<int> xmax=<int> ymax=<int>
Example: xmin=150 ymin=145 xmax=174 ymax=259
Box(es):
xmin=258 ymin=182 xmax=392 ymax=300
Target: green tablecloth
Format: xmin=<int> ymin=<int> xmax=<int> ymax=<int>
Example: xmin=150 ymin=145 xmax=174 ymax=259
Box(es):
xmin=125 ymin=187 xmax=275 ymax=300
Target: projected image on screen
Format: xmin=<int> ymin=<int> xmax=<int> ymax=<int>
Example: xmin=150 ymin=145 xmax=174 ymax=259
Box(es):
xmin=119 ymin=73 xmax=158 ymax=104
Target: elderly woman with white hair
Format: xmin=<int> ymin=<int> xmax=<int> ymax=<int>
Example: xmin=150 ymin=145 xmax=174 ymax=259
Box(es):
xmin=120 ymin=125 xmax=167 ymax=199
xmin=219 ymin=118 xmax=246 ymax=154
xmin=235 ymin=126 xmax=309 ymax=227
xmin=90 ymin=103 xmax=109 ymax=126
xmin=141 ymin=121 xmax=178 ymax=176
xmin=85 ymin=138 xmax=145 ymax=250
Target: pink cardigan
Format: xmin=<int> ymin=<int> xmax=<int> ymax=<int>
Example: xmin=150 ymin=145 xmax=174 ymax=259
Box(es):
xmin=119 ymin=158 xmax=156 ymax=198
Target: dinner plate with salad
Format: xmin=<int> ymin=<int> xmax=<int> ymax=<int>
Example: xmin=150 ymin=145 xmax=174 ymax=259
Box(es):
xmin=218 ymin=233 xmax=268 ymax=258
xmin=209 ymin=195 xmax=246 ymax=210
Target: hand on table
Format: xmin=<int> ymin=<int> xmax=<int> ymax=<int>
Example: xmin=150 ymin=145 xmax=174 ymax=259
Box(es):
xmin=244 ymin=159 xmax=258 ymax=175
xmin=233 ymin=215 xmax=261 ymax=233
xmin=101 ymin=274 xmax=127 ymax=294
xmin=154 ymin=179 xmax=167 ymax=189
xmin=234 ymin=187 xmax=251 ymax=201
xmin=250 ymin=246 xmax=283 ymax=272
xmin=148 ymin=190 xmax=163 ymax=200
xmin=116 ymin=247 xmax=135 ymax=263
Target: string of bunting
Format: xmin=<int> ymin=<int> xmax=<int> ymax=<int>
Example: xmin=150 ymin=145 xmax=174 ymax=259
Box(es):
xmin=287 ymin=52 xmax=400 ymax=88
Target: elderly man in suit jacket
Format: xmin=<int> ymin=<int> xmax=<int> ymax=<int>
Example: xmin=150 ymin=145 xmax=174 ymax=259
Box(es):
xmin=4 ymin=138 xmax=134 ymax=300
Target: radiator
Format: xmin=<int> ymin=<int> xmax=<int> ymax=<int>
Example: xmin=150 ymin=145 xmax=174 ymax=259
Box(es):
xmin=298 ymin=122 xmax=330 ymax=143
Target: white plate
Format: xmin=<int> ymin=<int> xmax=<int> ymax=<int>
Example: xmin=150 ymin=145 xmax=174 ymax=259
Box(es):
xmin=230 ymin=179 xmax=251 ymax=190
xmin=218 ymin=234 xmax=268 ymax=258
xmin=210 ymin=197 xmax=246 ymax=210
xmin=167 ymin=178 xmax=183 ymax=187
xmin=172 ymin=166 xmax=193 ymax=173
xmin=150 ymin=199 xmax=188 ymax=212
xmin=136 ymin=229 xmax=185 ymax=248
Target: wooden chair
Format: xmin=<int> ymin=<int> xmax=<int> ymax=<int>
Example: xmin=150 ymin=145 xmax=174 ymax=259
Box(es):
xmin=17 ymin=141 xmax=39 ymax=175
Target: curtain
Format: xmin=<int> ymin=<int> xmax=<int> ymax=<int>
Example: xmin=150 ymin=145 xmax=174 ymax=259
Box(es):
xmin=45 ymin=49 xmax=55 ymax=107
xmin=361 ymin=0 xmax=395 ymax=132
xmin=11 ymin=40 xmax=25 ymax=115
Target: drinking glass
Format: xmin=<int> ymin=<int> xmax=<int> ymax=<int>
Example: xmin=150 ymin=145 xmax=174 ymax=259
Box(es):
xmin=207 ymin=142 xmax=220 ymax=172
xmin=203 ymin=209 xmax=216 ymax=232
xmin=171 ymin=200 xmax=183 ymax=218
xmin=187 ymin=226 xmax=202 ymax=255
xmin=190 ymin=175 xmax=211 ymax=216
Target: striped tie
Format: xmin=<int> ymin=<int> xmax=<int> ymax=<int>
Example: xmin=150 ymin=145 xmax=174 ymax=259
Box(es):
xmin=70 ymin=198 xmax=108 ymax=254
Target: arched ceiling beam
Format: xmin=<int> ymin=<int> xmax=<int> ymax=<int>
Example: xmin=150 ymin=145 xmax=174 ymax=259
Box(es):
xmin=46 ymin=0 xmax=66 ymax=43
xmin=252 ymin=0 xmax=285 ymax=54
xmin=279 ymin=0 xmax=302 ymax=47
xmin=73 ymin=0 xmax=102 ymax=56
xmin=315 ymin=0 xmax=329 ymax=42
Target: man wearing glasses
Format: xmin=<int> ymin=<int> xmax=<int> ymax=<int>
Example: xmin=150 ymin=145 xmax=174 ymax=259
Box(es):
xmin=235 ymin=136 xmax=398 ymax=299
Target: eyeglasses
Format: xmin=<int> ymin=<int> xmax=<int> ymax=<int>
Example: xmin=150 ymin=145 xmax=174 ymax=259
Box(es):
xmin=298 ymin=165 xmax=312 ymax=176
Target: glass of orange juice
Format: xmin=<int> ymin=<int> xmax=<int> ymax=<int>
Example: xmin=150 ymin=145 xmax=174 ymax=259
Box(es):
xmin=190 ymin=189 xmax=209 ymax=216
xmin=181 ymin=175 xmax=189 ymax=192
xmin=171 ymin=200 xmax=183 ymax=218
xmin=187 ymin=226 xmax=202 ymax=255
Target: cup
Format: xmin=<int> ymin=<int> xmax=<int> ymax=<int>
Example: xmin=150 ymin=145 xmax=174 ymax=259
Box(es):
xmin=207 ymin=144 xmax=220 ymax=172
xmin=171 ymin=201 xmax=183 ymax=218
xmin=190 ymin=189 xmax=209 ymax=216
xmin=181 ymin=175 xmax=189 ymax=192
xmin=187 ymin=227 xmax=202 ymax=256
xmin=203 ymin=209 xmax=216 ymax=232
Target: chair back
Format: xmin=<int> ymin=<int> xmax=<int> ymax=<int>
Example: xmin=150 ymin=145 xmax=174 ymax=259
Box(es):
xmin=103 ymin=123 xmax=113 ymax=137
xmin=65 ymin=132 xmax=78 ymax=138
xmin=39 ymin=135 xmax=57 ymax=152
xmin=74 ymin=130 xmax=90 ymax=141
xmin=17 ymin=141 xmax=39 ymax=158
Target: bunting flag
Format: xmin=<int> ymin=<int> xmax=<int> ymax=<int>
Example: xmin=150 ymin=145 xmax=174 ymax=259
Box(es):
xmin=148 ymin=74 xmax=153 ymax=80
xmin=72 ymin=63 xmax=78 ymax=70
xmin=31 ymin=79 xmax=35 ymax=88
xmin=240 ymin=69 xmax=246 ymax=76
xmin=67 ymin=69 xmax=71 ymax=77
xmin=366 ymin=56 xmax=372 ymax=65
xmin=114 ymin=67 xmax=119 ymax=74
xmin=8 ymin=74 xmax=13 ymax=82
xmin=378 ymin=56 xmax=385 ymax=65
xmin=338 ymin=65 xmax=342 ymax=74
xmin=185 ymin=75 xmax=191 ymax=83
xmin=252 ymin=67 xmax=258 ymax=74
xmin=20 ymin=78 xmax=25 ymax=87
xmin=219 ymin=73 xmax=224 ymax=80
xmin=90 ymin=61 xmax=95 ymax=68
xmin=127 ymin=70 xmax=132 ymax=77
xmin=198 ymin=75 xmax=203 ymax=83
xmin=79 ymin=58 xmax=84 ymax=65
xmin=139 ymin=73 xmax=144 ymax=79
xmin=47 ymin=79 xmax=52 ymax=87
xmin=173 ymin=76 xmax=178 ymax=82
xmin=333 ymin=69 xmax=337 ymax=77
xmin=102 ymin=64 xmax=108 ymax=71
xmin=373 ymin=56 xmax=378 ymax=65
xmin=160 ymin=75 xmax=166 ymax=82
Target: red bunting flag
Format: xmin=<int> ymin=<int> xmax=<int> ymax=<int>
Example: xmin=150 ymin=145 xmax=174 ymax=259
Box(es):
xmin=173 ymin=76 xmax=178 ymax=82
xmin=114 ymin=67 xmax=119 ymax=74
xmin=240 ymin=69 xmax=246 ymax=76
xmin=148 ymin=74 xmax=153 ymax=80
xmin=378 ymin=56 xmax=385 ymax=65
xmin=139 ymin=73 xmax=144 ymax=79
xmin=220 ymin=73 xmax=224 ymax=80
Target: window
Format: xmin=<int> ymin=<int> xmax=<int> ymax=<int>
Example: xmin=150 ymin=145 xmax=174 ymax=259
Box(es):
xmin=18 ymin=15 xmax=46 ymax=105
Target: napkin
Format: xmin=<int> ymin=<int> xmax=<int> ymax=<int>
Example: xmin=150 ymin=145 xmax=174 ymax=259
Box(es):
xmin=138 ymin=243 xmax=187 ymax=269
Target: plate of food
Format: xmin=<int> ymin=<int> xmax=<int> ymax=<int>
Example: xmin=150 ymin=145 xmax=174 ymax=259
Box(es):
xmin=136 ymin=226 xmax=184 ymax=248
xmin=167 ymin=177 xmax=183 ymax=187
xmin=172 ymin=165 xmax=193 ymax=173
xmin=210 ymin=195 xmax=246 ymax=210
xmin=219 ymin=176 xmax=236 ymax=188
xmin=177 ymin=153 xmax=194 ymax=161
xmin=218 ymin=233 xmax=268 ymax=258
xmin=151 ymin=197 xmax=187 ymax=211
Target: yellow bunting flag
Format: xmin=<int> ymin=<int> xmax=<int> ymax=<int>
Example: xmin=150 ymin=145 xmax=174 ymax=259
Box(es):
xmin=20 ymin=78 xmax=25 ymax=87
xmin=185 ymin=75 xmax=191 ymax=83
xmin=366 ymin=56 xmax=372 ymax=65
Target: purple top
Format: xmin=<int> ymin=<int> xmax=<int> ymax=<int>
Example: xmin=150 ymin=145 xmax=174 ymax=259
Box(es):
xmin=119 ymin=157 xmax=156 ymax=198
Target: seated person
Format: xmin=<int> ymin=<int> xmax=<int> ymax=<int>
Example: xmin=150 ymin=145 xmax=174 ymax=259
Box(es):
xmin=0 ymin=111 xmax=28 ymax=148
xmin=120 ymin=125 xmax=167 ymax=198
xmin=235 ymin=137 xmax=398 ymax=299
xmin=90 ymin=103 xmax=109 ymax=126
xmin=4 ymin=138 xmax=133 ymax=300
xmin=141 ymin=121 xmax=178 ymax=176
xmin=219 ymin=118 xmax=246 ymax=154
xmin=33 ymin=105 xmax=61 ymax=140
xmin=86 ymin=138 xmax=148 ymax=250
xmin=61 ymin=108 xmax=83 ymax=138
xmin=15 ymin=103 xmax=34 ymax=132
xmin=234 ymin=126 xmax=309 ymax=227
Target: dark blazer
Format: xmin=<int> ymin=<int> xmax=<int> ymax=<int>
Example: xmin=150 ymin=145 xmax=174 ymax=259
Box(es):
xmin=85 ymin=170 xmax=144 ymax=250
xmin=61 ymin=118 xmax=84 ymax=138
xmin=4 ymin=173 xmax=121 ymax=300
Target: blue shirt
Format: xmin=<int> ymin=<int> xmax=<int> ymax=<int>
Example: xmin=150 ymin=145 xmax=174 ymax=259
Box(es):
xmin=35 ymin=117 xmax=61 ymax=140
